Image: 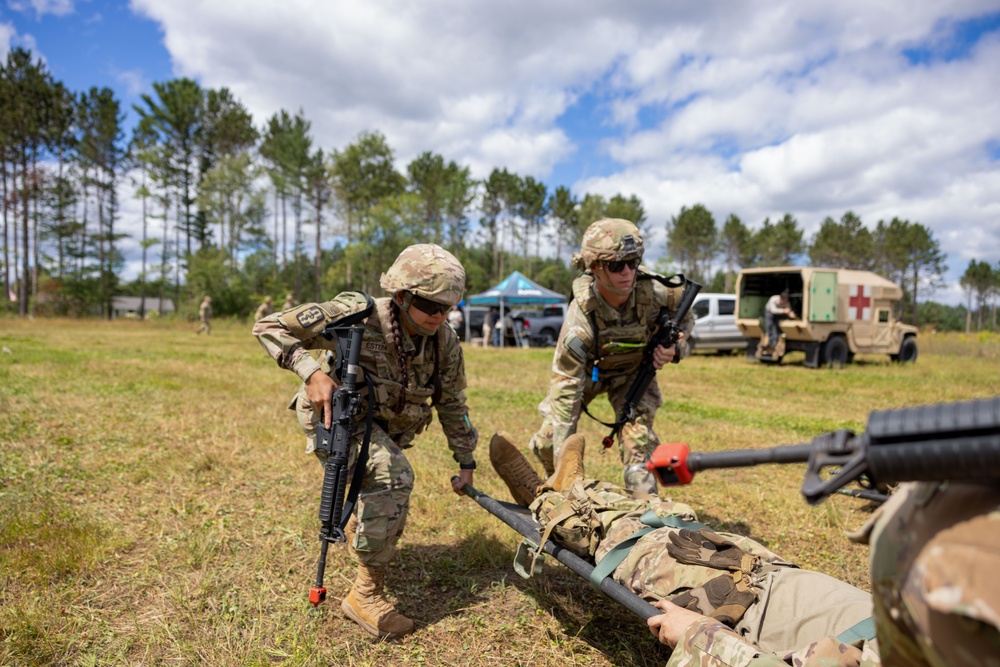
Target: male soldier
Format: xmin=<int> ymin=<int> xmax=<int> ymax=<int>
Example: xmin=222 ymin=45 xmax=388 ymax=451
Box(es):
xmin=763 ymin=290 xmax=796 ymax=350
xmin=195 ymin=295 xmax=212 ymax=335
xmin=282 ymin=293 xmax=296 ymax=311
xmin=254 ymin=296 xmax=275 ymax=322
xmin=648 ymin=480 xmax=1000 ymax=666
xmin=528 ymin=218 xmax=688 ymax=494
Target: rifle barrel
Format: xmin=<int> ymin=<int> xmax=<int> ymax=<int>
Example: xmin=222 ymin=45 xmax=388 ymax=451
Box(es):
xmin=687 ymin=443 xmax=814 ymax=473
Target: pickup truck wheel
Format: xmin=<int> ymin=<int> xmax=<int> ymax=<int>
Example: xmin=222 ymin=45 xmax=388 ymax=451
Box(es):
xmin=538 ymin=328 xmax=557 ymax=347
xmin=892 ymin=337 xmax=918 ymax=363
xmin=823 ymin=336 xmax=849 ymax=369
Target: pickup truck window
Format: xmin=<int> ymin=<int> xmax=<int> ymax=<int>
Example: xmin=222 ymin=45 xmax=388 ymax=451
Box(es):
xmin=692 ymin=300 xmax=710 ymax=319
xmin=719 ymin=299 xmax=735 ymax=316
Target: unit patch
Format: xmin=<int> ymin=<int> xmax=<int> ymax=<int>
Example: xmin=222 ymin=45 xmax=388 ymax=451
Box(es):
xmin=296 ymin=305 xmax=324 ymax=329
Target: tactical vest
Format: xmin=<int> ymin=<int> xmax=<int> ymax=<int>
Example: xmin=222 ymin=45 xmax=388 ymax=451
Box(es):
xmin=571 ymin=272 xmax=657 ymax=381
xmin=353 ymin=297 xmax=440 ymax=440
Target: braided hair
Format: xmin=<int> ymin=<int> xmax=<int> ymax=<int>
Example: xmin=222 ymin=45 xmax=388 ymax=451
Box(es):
xmin=388 ymin=296 xmax=443 ymax=414
xmin=388 ymin=299 xmax=410 ymax=414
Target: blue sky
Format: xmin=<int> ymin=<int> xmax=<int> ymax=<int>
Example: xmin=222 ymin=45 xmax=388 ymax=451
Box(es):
xmin=3 ymin=1 xmax=999 ymax=303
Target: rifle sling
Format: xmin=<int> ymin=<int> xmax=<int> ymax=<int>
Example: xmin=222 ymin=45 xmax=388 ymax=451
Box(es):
xmin=339 ymin=376 xmax=375 ymax=527
xmin=589 ymin=510 xmax=708 ymax=592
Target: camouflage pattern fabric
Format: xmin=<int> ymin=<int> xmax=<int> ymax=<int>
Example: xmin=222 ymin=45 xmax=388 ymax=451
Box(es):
xmin=868 ymin=481 xmax=1000 ymax=667
xmin=533 ymin=480 xmax=876 ymax=662
xmin=574 ymin=218 xmax=645 ymax=270
xmin=253 ymin=291 xmax=478 ymax=566
xmin=529 ymin=272 xmax=688 ymax=493
xmin=379 ymin=243 xmax=466 ymax=306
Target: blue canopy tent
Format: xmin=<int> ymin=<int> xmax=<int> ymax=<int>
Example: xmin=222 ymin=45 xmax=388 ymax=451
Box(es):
xmin=466 ymin=271 xmax=568 ymax=347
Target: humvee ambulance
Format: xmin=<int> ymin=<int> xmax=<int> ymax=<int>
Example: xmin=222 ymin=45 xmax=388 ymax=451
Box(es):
xmin=735 ymin=266 xmax=918 ymax=368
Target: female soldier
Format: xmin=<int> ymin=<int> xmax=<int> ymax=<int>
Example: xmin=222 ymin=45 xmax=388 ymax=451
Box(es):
xmin=253 ymin=244 xmax=478 ymax=639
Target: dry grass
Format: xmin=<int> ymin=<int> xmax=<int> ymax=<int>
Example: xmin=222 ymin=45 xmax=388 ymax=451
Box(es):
xmin=1 ymin=320 xmax=997 ymax=666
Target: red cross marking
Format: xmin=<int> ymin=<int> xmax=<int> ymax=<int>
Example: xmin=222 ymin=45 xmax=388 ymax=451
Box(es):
xmin=849 ymin=285 xmax=871 ymax=320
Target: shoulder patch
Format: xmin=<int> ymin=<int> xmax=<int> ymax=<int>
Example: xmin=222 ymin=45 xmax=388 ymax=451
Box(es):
xmin=566 ymin=334 xmax=588 ymax=361
xmin=295 ymin=305 xmax=324 ymax=329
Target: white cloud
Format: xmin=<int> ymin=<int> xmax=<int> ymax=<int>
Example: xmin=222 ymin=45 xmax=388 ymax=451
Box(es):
xmin=115 ymin=0 xmax=1000 ymax=302
xmin=8 ymin=0 xmax=74 ymax=19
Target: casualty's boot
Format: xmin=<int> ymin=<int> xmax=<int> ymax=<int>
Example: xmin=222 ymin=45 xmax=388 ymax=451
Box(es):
xmin=545 ymin=433 xmax=586 ymax=492
xmin=341 ymin=564 xmax=414 ymax=639
xmin=490 ymin=431 xmax=544 ymax=507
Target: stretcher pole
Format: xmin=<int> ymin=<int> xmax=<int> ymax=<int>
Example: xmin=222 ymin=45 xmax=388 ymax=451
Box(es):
xmin=458 ymin=481 xmax=659 ymax=621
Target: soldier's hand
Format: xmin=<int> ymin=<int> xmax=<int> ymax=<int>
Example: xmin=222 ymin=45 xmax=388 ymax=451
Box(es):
xmin=648 ymin=599 xmax=709 ymax=648
xmin=653 ymin=337 xmax=680 ymax=369
xmin=452 ymin=469 xmax=473 ymax=496
xmin=305 ymin=371 xmax=338 ymax=429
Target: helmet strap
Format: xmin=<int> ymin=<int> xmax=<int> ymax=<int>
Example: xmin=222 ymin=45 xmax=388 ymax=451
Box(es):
xmin=398 ymin=293 xmax=437 ymax=337
xmin=593 ymin=264 xmax=635 ymax=298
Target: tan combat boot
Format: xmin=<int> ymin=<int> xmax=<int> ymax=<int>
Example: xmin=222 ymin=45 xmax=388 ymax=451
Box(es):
xmin=490 ymin=431 xmax=544 ymax=507
xmin=341 ymin=564 xmax=414 ymax=639
xmin=546 ymin=433 xmax=586 ymax=492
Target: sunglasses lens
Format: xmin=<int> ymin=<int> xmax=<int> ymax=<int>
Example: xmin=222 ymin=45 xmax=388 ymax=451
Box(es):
xmin=412 ymin=295 xmax=449 ymax=315
xmin=606 ymin=258 xmax=639 ymax=273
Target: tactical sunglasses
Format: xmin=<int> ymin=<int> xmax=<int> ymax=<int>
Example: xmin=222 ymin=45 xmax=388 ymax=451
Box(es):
xmin=410 ymin=293 xmax=451 ymax=316
xmin=604 ymin=258 xmax=640 ymax=273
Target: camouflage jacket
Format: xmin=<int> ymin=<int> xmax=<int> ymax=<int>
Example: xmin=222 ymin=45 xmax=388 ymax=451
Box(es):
xmin=867 ymin=481 xmax=1000 ymax=667
xmin=667 ymin=618 xmax=880 ymax=667
xmin=543 ymin=271 xmax=687 ymax=447
xmin=253 ymin=292 xmax=477 ymax=465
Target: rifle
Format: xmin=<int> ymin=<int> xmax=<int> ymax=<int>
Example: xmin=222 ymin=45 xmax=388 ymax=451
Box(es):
xmin=647 ymin=396 xmax=1000 ymax=505
xmin=309 ymin=295 xmax=375 ymax=608
xmin=600 ymin=274 xmax=702 ymax=449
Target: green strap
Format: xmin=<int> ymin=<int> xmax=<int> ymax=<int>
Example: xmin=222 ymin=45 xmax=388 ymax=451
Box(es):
xmin=836 ymin=616 xmax=876 ymax=644
xmin=588 ymin=510 xmax=707 ymax=592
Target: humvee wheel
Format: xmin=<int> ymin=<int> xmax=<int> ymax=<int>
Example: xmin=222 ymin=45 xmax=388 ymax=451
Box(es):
xmin=892 ymin=337 xmax=918 ymax=363
xmin=823 ymin=336 xmax=849 ymax=369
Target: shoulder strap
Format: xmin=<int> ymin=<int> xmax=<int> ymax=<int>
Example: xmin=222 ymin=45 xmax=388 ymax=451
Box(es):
xmin=589 ymin=509 xmax=708 ymax=592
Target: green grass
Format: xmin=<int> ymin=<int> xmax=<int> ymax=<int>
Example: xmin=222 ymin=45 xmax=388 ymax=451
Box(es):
xmin=1 ymin=319 xmax=997 ymax=666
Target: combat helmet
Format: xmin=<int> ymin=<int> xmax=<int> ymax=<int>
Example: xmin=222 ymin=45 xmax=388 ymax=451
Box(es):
xmin=380 ymin=243 xmax=466 ymax=306
xmin=575 ymin=218 xmax=644 ymax=270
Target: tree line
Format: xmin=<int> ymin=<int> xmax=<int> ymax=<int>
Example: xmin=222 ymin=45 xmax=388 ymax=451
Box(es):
xmin=1 ymin=47 xmax=996 ymax=332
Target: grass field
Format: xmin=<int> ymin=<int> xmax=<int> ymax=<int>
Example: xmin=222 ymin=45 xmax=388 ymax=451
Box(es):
xmin=2 ymin=318 xmax=998 ymax=666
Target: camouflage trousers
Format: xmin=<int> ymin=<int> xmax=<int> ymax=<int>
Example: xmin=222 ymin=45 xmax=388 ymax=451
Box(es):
xmin=535 ymin=482 xmax=873 ymax=658
xmin=294 ymin=388 xmax=414 ymax=568
xmin=530 ymin=377 xmax=661 ymax=494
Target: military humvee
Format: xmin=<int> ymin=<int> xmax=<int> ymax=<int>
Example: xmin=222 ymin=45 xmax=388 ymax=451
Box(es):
xmin=735 ymin=266 xmax=918 ymax=368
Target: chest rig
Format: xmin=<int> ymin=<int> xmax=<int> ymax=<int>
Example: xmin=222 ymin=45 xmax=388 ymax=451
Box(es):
xmin=572 ymin=272 xmax=657 ymax=383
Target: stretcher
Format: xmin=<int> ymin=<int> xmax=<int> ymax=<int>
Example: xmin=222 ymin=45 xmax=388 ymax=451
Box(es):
xmin=458 ymin=481 xmax=658 ymax=621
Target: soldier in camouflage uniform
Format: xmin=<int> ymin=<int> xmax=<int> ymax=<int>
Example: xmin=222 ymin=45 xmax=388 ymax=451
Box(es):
xmin=195 ymin=295 xmax=212 ymax=334
xmin=254 ymin=296 xmax=275 ymax=322
xmin=282 ymin=293 xmax=297 ymax=311
xmin=529 ymin=219 xmax=689 ymax=494
xmin=491 ymin=433 xmax=878 ymax=665
xmin=253 ymin=244 xmax=478 ymax=640
xmin=653 ymin=481 xmax=1000 ymax=665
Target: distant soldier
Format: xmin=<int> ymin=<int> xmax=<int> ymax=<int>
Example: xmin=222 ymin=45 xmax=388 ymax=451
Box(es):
xmin=282 ymin=293 xmax=296 ymax=311
xmin=195 ymin=295 xmax=212 ymax=335
xmin=528 ymin=218 xmax=690 ymax=494
xmin=253 ymin=244 xmax=479 ymax=640
xmin=254 ymin=296 xmax=275 ymax=322
xmin=763 ymin=289 xmax=796 ymax=350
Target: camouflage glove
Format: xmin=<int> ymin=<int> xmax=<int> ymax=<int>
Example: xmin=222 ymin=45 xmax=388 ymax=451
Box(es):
xmin=670 ymin=572 xmax=758 ymax=627
xmin=666 ymin=528 xmax=756 ymax=572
